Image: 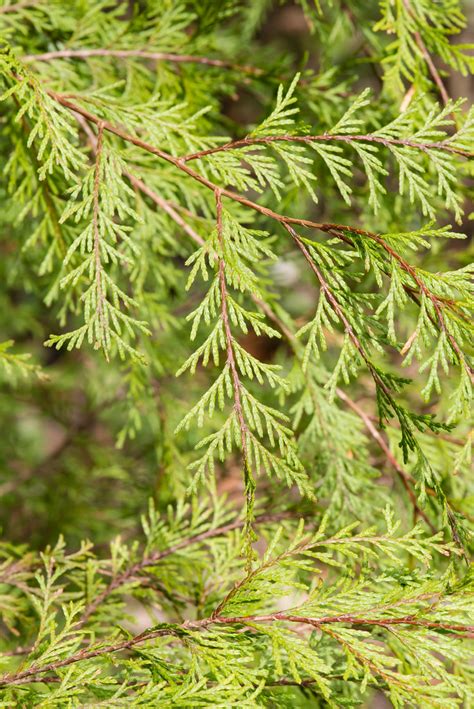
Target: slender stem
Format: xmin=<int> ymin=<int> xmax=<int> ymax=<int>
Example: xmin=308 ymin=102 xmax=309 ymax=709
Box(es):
xmin=414 ymin=34 xmax=451 ymax=106
xmin=74 ymin=110 xmax=206 ymax=250
xmin=132 ymin=175 xmax=205 ymax=247
xmin=219 ymin=611 xmax=474 ymax=635
xmin=283 ymin=223 xmax=374 ymax=371
xmin=23 ymin=49 xmax=263 ymax=76
xmin=181 ymin=133 xmax=473 ymax=162
xmin=215 ymin=191 xmax=249 ymax=461
xmin=1 ymin=608 xmax=472 ymax=687
xmin=215 ymin=190 xmax=257 ymax=565
xmin=92 ymin=123 xmax=108 ymax=354
xmin=48 ymin=93 xmax=473 ymax=240
xmin=336 ymin=390 xmax=436 ymax=531
xmin=255 ymin=297 xmax=437 ymax=531
xmin=401 ymin=0 xmax=452 ymax=109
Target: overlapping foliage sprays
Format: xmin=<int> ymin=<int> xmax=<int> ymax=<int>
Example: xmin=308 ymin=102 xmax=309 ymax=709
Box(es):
xmin=0 ymin=0 xmax=473 ymax=706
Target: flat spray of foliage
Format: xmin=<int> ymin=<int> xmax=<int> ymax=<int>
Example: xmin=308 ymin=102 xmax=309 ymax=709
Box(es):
xmin=0 ymin=0 xmax=473 ymax=706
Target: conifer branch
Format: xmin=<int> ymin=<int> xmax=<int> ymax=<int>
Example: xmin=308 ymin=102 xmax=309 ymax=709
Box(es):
xmin=336 ymin=390 xmax=436 ymax=531
xmin=74 ymin=109 xmax=206 ymax=249
xmin=48 ymin=91 xmax=474 ymax=228
xmin=367 ymin=231 xmax=473 ymax=379
xmin=181 ymin=133 xmax=474 ymax=161
xmin=215 ymin=190 xmax=250 ymax=465
xmin=282 ymin=223 xmax=375 ymax=374
xmin=50 ymin=91 xmax=473 ymax=323
xmin=92 ymin=123 xmax=107 ymax=355
xmin=327 ymin=222 xmax=473 ymax=382
xmin=48 ymin=88 xmax=471 ymax=406
xmin=213 ymin=611 xmax=474 ymax=636
xmin=256 ymin=297 xmax=438 ymax=531
xmin=402 ymin=0 xmax=451 ymax=107
xmin=1 ymin=609 xmax=472 ymax=688
xmin=214 ymin=189 xmax=257 ymax=558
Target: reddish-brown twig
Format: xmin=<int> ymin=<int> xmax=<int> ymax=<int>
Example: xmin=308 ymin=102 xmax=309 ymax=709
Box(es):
xmin=336 ymin=390 xmax=436 ymax=531
xmin=181 ymin=133 xmax=473 ymax=162
xmin=1 ymin=606 xmax=472 ymax=687
xmin=401 ymin=0 xmax=451 ymax=108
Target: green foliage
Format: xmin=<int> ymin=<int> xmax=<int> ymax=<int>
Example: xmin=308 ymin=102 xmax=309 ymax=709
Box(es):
xmin=0 ymin=0 xmax=472 ymax=706
xmin=0 ymin=499 xmax=472 ymax=707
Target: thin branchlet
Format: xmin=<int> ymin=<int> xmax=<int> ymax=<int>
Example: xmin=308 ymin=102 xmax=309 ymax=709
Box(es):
xmin=1 ymin=609 xmax=472 ymax=688
xmin=181 ymin=132 xmax=474 ymax=161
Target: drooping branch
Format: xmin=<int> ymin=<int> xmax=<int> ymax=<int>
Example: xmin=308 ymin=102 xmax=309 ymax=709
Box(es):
xmin=215 ymin=189 xmax=257 ymax=561
xmin=73 ymin=109 xmax=206 ymax=250
xmin=255 ymin=295 xmax=437 ymax=531
xmin=52 ymin=88 xmax=471 ymax=384
xmin=215 ymin=189 xmax=250 ymax=466
xmin=82 ymin=137 xmax=435 ymax=528
xmin=282 ymin=222 xmax=377 ymax=375
xmin=336 ymin=390 xmax=436 ymax=531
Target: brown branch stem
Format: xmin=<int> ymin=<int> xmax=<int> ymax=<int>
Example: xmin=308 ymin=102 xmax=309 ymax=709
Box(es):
xmin=336 ymin=390 xmax=436 ymax=531
xmin=402 ymin=0 xmax=452 ymax=110
xmin=48 ymin=90 xmax=378 ymax=240
xmin=92 ymin=122 xmax=107 ymax=353
xmin=23 ymin=49 xmax=263 ymax=76
xmin=181 ymin=132 xmax=473 ymax=162
xmin=1 ymin=609 xmax=472 ymax=687
xmin=253 ymin=296 xmax=437 ymax=530
xmin=282 ymin=223 xmax=377 ymax=376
